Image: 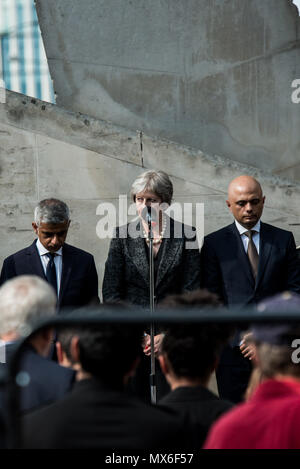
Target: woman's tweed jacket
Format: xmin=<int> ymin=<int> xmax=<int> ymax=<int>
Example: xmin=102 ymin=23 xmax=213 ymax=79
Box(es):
xmin=102 ymin=217 xmax=201 ymax=308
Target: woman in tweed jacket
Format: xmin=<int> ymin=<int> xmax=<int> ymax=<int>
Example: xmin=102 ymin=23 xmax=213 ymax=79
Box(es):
xmin=102 ymin=169 xmax=201 ymax=400
xmin=102 ymin=170 xmax=201 ymax=307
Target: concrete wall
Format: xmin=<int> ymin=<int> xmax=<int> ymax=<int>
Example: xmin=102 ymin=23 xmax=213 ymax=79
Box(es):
xmin=36 ymin=0 xmax=300 ymax=181
xmin=1 ymin=90 xmax=300 ymax=296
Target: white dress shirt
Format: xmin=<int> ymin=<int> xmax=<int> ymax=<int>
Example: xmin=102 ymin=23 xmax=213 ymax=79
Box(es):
xmin=36 ymin=239 xmax=62 ymax=296
xmin=235 ymin=219 xmax=261 ymax=255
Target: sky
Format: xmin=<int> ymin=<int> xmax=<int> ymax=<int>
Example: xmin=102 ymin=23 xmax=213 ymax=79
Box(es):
xmin=293 ymin=0 xmax=300 ymax=13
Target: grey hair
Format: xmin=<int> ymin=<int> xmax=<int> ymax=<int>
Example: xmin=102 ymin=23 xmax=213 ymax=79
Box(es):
xmin=131 ymin=170 xmax=173 ymax=206
xmin=0 ymin=276 xmax=56 ymax=337
xmin=256 ymin=341 xmax=300 ymax=379
xmin=34 ymin=199 xmax=70 ymax=225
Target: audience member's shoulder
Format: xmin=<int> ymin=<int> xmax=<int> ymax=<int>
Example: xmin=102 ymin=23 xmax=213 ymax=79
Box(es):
xmin=22 ymin=389 xmax=187 ymax=449
xmin=22 ymin=398 xmax=66 ymax=448
xmin=22 ymin=347 xmax=74 ymax=377
xmin=136 ymin=401 xmax=189 ymax=449
xmin=20 ymin=348 xmax=75 ymax=407
xmin=208 ymin=397 xmax=234 ymax=418
xmin=203 ymin=401 xmax=245 ymax=448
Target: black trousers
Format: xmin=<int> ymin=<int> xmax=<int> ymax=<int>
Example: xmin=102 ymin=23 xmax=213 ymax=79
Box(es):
xmin=216 ymin=345 xmax=253 ymax=403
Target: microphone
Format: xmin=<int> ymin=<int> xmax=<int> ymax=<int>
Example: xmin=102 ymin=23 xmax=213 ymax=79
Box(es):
xmin=146 ymin=205 xmax=152 ymax=229
xmin=141 ymin=206 xmax=158 ymax=225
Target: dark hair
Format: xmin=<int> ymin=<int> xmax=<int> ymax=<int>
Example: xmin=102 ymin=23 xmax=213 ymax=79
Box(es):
xmin=75 ymin=324 xmax=143 ymax=386
xmin=34 ymin=198 xmax=69 ymax=225
xmin=160 ymin=289 xmax=232 ymax=381
xmin=131 ymin=170 xmax=173 ymax=206
xmin=161 ymin=289 xmax=222 ymax=308
xmin=161 ymin=324 xmax=230 ymax=381
xmin=56 ymin=327 xmax=76 ymax=362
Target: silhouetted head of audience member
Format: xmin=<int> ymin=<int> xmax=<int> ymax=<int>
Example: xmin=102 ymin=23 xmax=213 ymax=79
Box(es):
xmin=56 ymin=302 xmax=131 ymax=369
xmin=58 ymin=321 xmax=144 ymax=389
xmin=203 ymin=292 xmax=300 ymax=449
xmin=56 ymin=327 xmax=76 ymax=368
xmin=0 ymin=275 xmax=56 ymax=357
xmin=161 ymin=288 xmax=222 ymax=308
xmin=159 ymin=324 xmax=231 ymax=389
xmin=251 ymin=291 xmax=300 ymax=380
xmin=159 ymin=289 xmax=233 ymax=388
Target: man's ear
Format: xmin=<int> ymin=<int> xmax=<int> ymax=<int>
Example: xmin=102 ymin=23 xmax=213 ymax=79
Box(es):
xmin=226 ymin=200 xmax=231 ymax=209
xmin=32 ymin=222 xmax=38 ymax=235
xmin=56 ymin=341 xmax=63 ymax=365
xmin=70 ymin=336 xmax=80 ymax=363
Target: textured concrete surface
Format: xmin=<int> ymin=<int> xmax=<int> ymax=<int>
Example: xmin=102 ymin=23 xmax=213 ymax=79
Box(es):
xmin=1 ymin=90 xmax=300 ymax=296
xmin=36 ymin=0 xmax=300 ymax=181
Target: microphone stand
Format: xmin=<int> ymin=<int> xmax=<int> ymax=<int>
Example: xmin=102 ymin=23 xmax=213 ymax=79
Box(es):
xmin=147 ymin=207 xmax=157 ymax=404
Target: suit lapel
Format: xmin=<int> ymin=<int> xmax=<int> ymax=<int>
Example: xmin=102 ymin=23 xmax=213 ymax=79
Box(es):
xmin=155 ymin=219 xmax=182 ymax=288
xmin=255 ymin=222 xmax=274 ymax=289
xmin=228 ymin=224 xmax=255 ymax=287
xmin=58 ymin=244 xmax=73 ymax=305
xmin=125 ymin=219 xmax=183 ymax=288
xmin=126 ymin=222 xmax=149 ymax=286
xmin=26 ymin=241 xmax=46 ymax=279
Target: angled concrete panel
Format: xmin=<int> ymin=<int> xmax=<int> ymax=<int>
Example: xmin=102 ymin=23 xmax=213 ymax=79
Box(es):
xmin=1 ymin=91 xmax=300 ymax=296
xmin=36 ymin=0 xmax=300 ymax=180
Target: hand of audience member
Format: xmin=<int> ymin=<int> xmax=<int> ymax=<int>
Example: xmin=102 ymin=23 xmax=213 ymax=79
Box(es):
xmin=143 ymin=333 xmax=164 ymax=357
xmin=240 ymin=332 xmax=257 ymax=361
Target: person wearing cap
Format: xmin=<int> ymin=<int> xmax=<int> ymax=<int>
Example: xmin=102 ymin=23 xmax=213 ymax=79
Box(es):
xmin=200 ymin=175 xmax=300 ymax=403
xmin=203 ymin=291 xmax=300 ymax=449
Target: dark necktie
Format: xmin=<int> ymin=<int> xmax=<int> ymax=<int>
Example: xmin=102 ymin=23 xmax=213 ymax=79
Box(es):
xmin=244 ymin=230 xmax=259 ymax=279
xmin=46 ymin=252 xmax=57 ymax=294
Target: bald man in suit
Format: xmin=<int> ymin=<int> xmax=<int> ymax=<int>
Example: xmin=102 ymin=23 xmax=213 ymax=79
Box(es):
xmin=200 ymin=175 xmax=300 ymax=402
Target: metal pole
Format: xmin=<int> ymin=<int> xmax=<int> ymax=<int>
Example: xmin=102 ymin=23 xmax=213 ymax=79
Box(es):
xmin=148 ymin=211 xmax=156 ymax=404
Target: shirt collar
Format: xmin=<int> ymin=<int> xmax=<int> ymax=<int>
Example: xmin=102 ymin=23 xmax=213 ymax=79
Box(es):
xmin=235 ymin=219 xmax=261 ymax=235
xmin=251 ymin=378 xmax=300 ymax=403
xmin=36 ymin=238 xmax=63 ymax=256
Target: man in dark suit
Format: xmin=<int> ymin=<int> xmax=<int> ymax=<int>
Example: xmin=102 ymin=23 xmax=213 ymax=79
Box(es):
xmin=200 ymin=175 xmax=300 ymax=402
xmin=22 ymin=322 xmax=188 ymax=449
xmin=0 ymin=198 xmax=99 ymax=310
